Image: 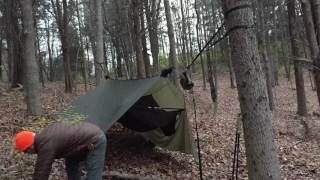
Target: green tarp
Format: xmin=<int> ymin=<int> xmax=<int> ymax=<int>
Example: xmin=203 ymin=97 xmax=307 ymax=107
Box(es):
xmin=63 ymin=77 xmax=194 ymax=154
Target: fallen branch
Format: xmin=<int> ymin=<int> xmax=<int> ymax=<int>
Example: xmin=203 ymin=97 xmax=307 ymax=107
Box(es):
xmin=103 ymin=171 xmax=162 ymax=180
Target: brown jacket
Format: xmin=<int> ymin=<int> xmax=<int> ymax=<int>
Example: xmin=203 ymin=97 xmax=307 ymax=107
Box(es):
xmin=33 ymin=122 xmax=104 ymax=180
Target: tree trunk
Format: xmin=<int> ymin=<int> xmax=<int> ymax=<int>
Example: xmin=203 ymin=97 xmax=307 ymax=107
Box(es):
xmin=5 ymin=0 xmax=23 ymax=88
xmin=287 ymin=0 xmax=308 ymax=116
xmin=180 ymin=0 xmax=187 ymax=67
xmin=164 ymin=0 xmax=177 ymax=85
xmin=206 ymin=50 xmax=217 ymax=103
xmin=21 ymin=0 xmax=42 ymax=115
xmin=187 ymin=10 xmax=195 ymax=72
xmin=45 ymin=20 xmax=54 ymax=82
xmin=258 ymin=1 xmax=274 ymax=111
xmin=195 ymin=1 xmax=206 ymax=89
xmin=310 ymin=0 xmax=320 ymax=44
xmin=301 ymin=0 xmax=320 ymax=105
xmin=75 ymin=0 xmax=87 ymax=91
xmin=35 ymin=28 xmax=45 ymax=88
xmin=93 ymin=0 xmax=105 ymax=85
xmin=222 ymin=0 xmax=281 ymax=179
xmin=140 ymin=6 xmax=151 ymax=77
xmin=62 ymin=0 xmax=72 ymax=93
xmin=133 ymin=0 xmax=146 ymax=79
xmin=53 ymin=0 xmax=73 ymax=93
xmin=144 ymin=0 xmax=160 ymax=75
xmin=271 ymin=1 xmax=279 ymax=86
xmin=225 ymin=38 xmax=236 ymax=88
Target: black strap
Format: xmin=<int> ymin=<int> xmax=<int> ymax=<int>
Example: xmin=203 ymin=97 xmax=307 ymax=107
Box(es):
xmin=191 ymin=91 xmax=203 ymax=180
xmin=186 ymin=23 xmax=253 ymax=70
xmin=186 ymin=23 xmax=225 ymax=69
xmin=232 ymin=118 xmax=241 ymax=180
xmin=231 ymin=132 xmax=240 ymax=180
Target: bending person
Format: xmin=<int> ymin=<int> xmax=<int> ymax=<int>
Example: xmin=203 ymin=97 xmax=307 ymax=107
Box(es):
xmin=15 ymin=122 xmax=107 ymax=180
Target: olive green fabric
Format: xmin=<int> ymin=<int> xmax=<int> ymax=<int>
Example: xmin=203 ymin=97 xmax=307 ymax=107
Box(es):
xmin=67 ymin=77 xmax=194 ymax=154
xmin=141 ymin=111 xmax=194 ymax=154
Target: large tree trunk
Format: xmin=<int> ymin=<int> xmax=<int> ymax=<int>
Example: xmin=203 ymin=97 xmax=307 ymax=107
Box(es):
xmin=21 ymin=0 xmax=42 ymax=115
xmin=222 ymin=0 xmax=281 ymax=179
xmin=310 ymin=0 xmax=320 ymax=44
xmin=52 ymin=0 xmax=73 ymax=92
xmin=271 ymin=1 xmax=279 ymax=86
xmin=225 ymin=38 xmax=236 ymax=88
xmin=180 ymin=0 xmax=187 ymax=67
xmin=62 ymin=0 xmax=72 ymax=93
xmin=75 ymin=0 xmax=87 ymax=91
xmin=144 ymin=0 xmax=160 ymax=75
xmin=93 ymin=0 xmax=105 ymax=85
xmin=258 ymin=1 xmax=274 ymax=111
xmin=195 ymin=1 xmax=206 ymax=89
xmin=140 ymin=6 xmax=151 ymax=77
xmin=45 ymin=20 xmax=54 ymax=82
xmin=287 ymin=0 xmax=308 ymax=116
xmin=132 ymin=0 xmax=146 ymax=79
xmin=5 ymin=0 xmax=23 ymax=88
xmin=35 ymin=28 xmax=45 ymax=88
xmin=164 ymin=0 xmax=177 ymax=85
xmin=301 ymin=0 xmax=320 ymax=106
xmin=187 ymin=9 xmax=195 ymax=73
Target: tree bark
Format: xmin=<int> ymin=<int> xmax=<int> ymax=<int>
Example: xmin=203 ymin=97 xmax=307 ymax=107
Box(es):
xmin=225 ymin=37 xmax=236 ymax=88
xmin=287 ymin=0 xmax=308 ymax=116
xmin=164 ymin=0 xmax=177 ymax=85
xmin=5 ymin=0 xmax=23 ymax=88
xmin=187 ymin=7 xmax=195 ymax=72
xmin=301 ymin=0 xmax=320 ymax=106
xmin=258 ymin=1 xmax=274 ymax=111
xmin=52 ymin=0 xmax=73 ymax=92
xmin=21 ymin=0 xmax=42 ymax=115
xmin=62 ymin=0 xmax=72 ymax=93
xmin=140 ymin=6 xmax=151 ymax=77
xmin=93 ymin=0 xmax=105 ymax=85
xmin=309 ymin=0 xmax=320 ymax=44
xmin=45 ymin=20 xmax=54 ymax=82
xmin=75 ymin=0 xmax=88 ymax=91
xmin=144 ymin=0 xmax=160 ymax=75
xmin=132 ymin=0 xmax=146 ymax=79
xmin=222 ymin=0 xmax=281 ymax=179
xmin=180 ymin=0 xmax=187 ymax=67
xmin=195 ymin=0 xmax=206 ymax=89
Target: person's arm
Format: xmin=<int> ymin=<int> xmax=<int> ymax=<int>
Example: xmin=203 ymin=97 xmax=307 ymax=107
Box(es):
xmin=33 ymin=150 xmax=55 ymax=180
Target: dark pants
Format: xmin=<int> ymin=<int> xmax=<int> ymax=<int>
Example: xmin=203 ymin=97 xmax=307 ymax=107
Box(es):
xmin=66 ymin=134 xmax=107 ymax=180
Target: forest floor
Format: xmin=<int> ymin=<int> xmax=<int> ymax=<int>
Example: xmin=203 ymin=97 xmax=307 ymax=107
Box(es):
xmin=0 ymin=73 xmax=320 ymax=180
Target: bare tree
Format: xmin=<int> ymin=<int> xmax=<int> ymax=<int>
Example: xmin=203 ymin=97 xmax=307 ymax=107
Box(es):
xmin=132 ymin=0 xmax=146 ymax=78
xmin=195 ymin=0 xmax=206 ymax=89
xmin=301 ymin=0 xmax=320 ymax=106
xmin=258 ymin=0 xmax=274 ymax=111
xmin=140 ymin=5 xmax=151 ymax=77
xmin=222 ymin=0 xmax=281 ymax=179
xmin=21 ymin=0 xmax=42 ymax=115
xmin=51 ymin=0 xmax=73 ymax=93
xmin=164 ymin=0 xmax=177 ymax=84
xmin=287 ymin=0 xmax=308 ymax=116
xmin=93 ymin=0 xmax=105 ymax=85
xmin=5 ymin=0 xmax=23 ymax=88
xmin=144 ymin=0 xmax=161 ymax=75
xmin=309 ymin=0 xmax=320 ymax=44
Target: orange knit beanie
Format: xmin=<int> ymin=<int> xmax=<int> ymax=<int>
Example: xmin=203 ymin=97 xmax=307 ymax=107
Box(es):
xmin=15 ymin=131 xmax=35 ymax=152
